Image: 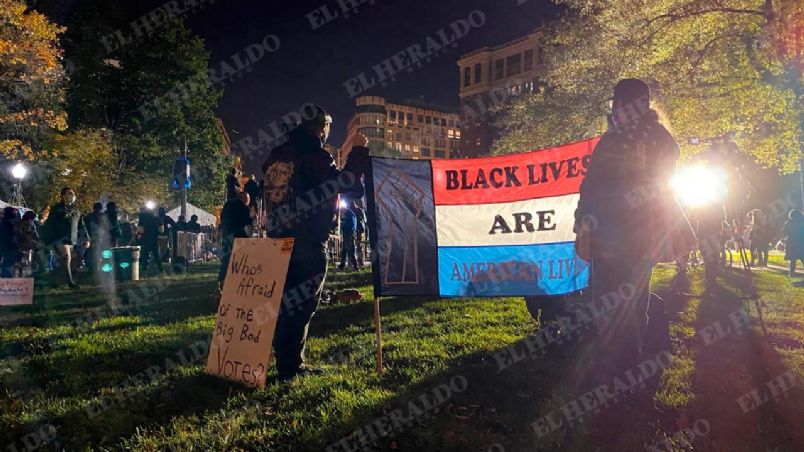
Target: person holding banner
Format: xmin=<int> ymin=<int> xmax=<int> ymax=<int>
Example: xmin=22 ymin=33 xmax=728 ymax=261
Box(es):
xmin=262 ymin=104 xmax=369 ymax=381
xmin=574 ymin=79 xmax=695 ymax=379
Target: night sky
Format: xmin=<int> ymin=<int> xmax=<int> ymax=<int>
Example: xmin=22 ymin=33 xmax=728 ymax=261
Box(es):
xmin=180 ymin=0 xmax=561 ymax=171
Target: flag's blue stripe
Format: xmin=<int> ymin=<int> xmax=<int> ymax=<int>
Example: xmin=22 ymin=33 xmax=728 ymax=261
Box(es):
xmin=437 ymin=242 xmax=589 ymax=297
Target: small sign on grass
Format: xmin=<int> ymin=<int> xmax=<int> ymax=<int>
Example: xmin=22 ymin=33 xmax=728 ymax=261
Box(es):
xmin=0 ymin=278 xmax=34 ymax=306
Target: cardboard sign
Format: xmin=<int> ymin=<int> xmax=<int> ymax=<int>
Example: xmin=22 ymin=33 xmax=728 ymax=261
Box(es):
xmin=206 ymin=238 xmax=294 ymax=388
xmin=0 ymin=278 xmax=34 ymax=306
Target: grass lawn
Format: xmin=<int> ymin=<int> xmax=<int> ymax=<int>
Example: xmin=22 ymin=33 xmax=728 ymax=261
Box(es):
xmin=1 ymin=262 xmax=803 ymax=451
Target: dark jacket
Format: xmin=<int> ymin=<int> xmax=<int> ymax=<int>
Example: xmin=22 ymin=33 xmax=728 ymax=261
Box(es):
xmin=784 ymin=213 xmax=804 ymax=260
xmin=225 ymin=174 xmax=240 ymax=201
xmin=137 ymin=212 xmax=161 ymax=245
xmin=0 ymin=217 xmax=18 ymax=253
xmin=575 ymin=110 xmax=695 ymax=261
xmin=340 ymin=208 xmax=357 ymax=234
xmin=106 ymin=209 xmax=121 ymax=244
xmin=186 ymin=220 xmax=201 ymax=233
xmin=261 ymin=128 xmax=366 ymax=245
xmin=43 ymin=202 xmax=85 ymax=246
xmin=158 ymin=214 xmax=176 ymax=237
xmin=221 ymin=199 xmax=253 ymax=238
xmin=84 ymin=212 xmax=105 ymax=240
xmin=244 ymin=179 xmax=260 ymax=203
xmin=354 ymin=206 xmax=367 ymax=233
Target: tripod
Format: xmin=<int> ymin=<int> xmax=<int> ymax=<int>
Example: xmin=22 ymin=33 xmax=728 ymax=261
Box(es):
xmin=726 ymin=207 xmax=768 ymax=335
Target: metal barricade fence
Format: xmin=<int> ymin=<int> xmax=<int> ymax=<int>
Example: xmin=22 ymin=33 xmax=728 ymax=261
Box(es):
xmin=175 ymin=231 xmax=206 ymax=263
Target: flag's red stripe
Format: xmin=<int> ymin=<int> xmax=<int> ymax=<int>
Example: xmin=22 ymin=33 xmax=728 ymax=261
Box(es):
xmin=432 ymin=137 xmax=600 ymax=206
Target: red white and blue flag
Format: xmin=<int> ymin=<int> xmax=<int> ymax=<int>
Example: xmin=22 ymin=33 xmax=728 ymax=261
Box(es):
xmin=366 ymin=137 xmax=599 ymax=297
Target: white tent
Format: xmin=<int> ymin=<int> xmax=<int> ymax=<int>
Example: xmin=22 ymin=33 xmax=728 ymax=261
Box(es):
xmin=166 ymin=203 xmax=217 ymax=227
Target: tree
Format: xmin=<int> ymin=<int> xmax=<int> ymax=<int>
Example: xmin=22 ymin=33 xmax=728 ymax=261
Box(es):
xmin=494 ymin=0 xmax=802 ymax=174
xmin=0 ymin=0 xmax=67 ymax=159
xmin=60 ymin=0 xmax=231 ymax=212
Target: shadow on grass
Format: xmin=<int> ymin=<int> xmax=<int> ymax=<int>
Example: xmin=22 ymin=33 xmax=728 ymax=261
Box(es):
xmin=686 ymin=271 xmax=804 ymax=451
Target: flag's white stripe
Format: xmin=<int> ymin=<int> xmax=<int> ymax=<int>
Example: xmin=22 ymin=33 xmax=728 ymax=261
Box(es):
xmin=435 ymin=193 xmax=579 ymax=247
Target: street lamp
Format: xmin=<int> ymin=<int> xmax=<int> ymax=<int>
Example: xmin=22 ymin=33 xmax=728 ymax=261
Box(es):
xmin=10 ymin=162 xmax=27 ymax=207
xmin=145 ymin=200 xmax=156 ymax=210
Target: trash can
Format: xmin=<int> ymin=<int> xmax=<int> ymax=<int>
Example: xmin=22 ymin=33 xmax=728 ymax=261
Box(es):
xmin=112 ymin=246 xmax=141 ymax=281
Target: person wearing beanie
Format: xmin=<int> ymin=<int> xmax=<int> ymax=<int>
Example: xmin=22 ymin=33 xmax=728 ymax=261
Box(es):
xmin=261 ymin=103 xmax=370 ymax=381
xmin=574 ymin=79 xmax=695 ymax=382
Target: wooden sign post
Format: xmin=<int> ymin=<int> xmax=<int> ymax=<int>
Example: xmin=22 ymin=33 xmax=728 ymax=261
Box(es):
xmin=206 ymin=238 xmax=294 ymax=388
xmin=0 ymin=278 xmax=34 ymax=306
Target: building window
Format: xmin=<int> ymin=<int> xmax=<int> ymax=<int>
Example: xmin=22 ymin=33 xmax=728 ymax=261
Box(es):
xmin=418 ymin=114 xmax=424 ymax=123
xmin=406 ymin=113 xmax=413 ymax=124
xmin=425 ymin=116 xmax=432 ymax=125
xmin=524 ymin=49 xmax=534 ymax=71
xmin=474 ymin=63 xmax=482 ymax=83
xmin=405 ymin=132 xmax=411 ymax=140
xmin=434 ymin=150 xmax=446 ymax=158
xmin=413 ymin=146 xmax=419 ymax=153
xmin=507 ymin=54 xmax=521 ymax=77
xmin=463 ymin=67 xmax=471 ymax=87
xmin=404 ymin=144 xmax=411 ymax=152
xmin=395 ymin=132 xmax=402 ymax=140
xmin=395 ymin=143 xmax=402 ymax=151
xmin=421 ymin=148 xmax=430 ymax=157
xmin=495 ymin=59 xmax=504 ymax=80
xmin=440 ymin=118 xmax=447 ymax=127
xmin=389 ymin=111 xmax=396 ymax=124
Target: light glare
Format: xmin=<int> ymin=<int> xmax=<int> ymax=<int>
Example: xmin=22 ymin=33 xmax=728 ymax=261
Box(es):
xmin=671 ymin=165 xmax=728 ymax=207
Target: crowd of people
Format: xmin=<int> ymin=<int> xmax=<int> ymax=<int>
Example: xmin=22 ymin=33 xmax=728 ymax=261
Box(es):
xmin=0 ymin=187 xmax=214 ymax=288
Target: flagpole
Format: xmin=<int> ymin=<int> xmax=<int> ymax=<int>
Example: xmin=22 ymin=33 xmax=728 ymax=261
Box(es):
xmin=373 ymin=297 xmax=383 ymax=374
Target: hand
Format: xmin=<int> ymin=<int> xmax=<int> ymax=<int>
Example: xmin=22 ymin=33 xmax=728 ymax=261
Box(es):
xmin=351 ymin=133 xmax=369 ymax=148
xmin=344 ymin=146 xmax=370 ymax=178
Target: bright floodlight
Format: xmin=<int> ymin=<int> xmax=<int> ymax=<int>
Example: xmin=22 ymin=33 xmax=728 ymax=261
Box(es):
xmin=671 ymin=165 xmax=728 ymax=207
xmin=338 ymin=199 xmax=348 ymax=209
xmin=11 ymin=163 xmax=26 ymax=180
xmin=145 ymin=200 xmax=156 ymax=210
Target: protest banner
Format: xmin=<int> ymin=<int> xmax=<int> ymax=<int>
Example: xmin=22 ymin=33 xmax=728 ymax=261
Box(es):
xmin=206 ymin=237 xmax=294 ymax=388
xmin=366 ymin=137 xmax=599 ymax=298
xmin=0 ymin=278 xmax=34 ymax=306
xmin=363 ymin=137 xmax=600 ymax=372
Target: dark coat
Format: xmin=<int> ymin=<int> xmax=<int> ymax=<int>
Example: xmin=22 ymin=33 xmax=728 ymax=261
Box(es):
xmin=575 ymin=110 xmax=696 ymax=262
xmin=43 ymin=202 xmax=84 ymax=246
xmin=784 ymin=214 xmax=804 ymax=260
xmin=137 ymin=212 xmax=161 ymax=246
xmin=340 ymin=208 xmax=357 ymax=234
xmin=0 ymin=218 xmax=18 ymax=253
xmin=221 ymin=199 xmax=253 ymax=238
xmin=225 ymin=174 xmax=240 ymax=201
xmin=261 ymin=128 xmax=366 ymax=245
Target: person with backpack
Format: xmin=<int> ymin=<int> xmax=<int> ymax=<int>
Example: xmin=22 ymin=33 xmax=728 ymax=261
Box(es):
xmin=261 ymin=104 xmax=369 ymax=381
